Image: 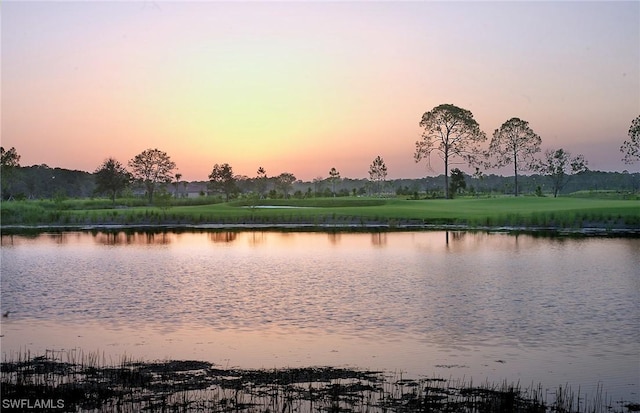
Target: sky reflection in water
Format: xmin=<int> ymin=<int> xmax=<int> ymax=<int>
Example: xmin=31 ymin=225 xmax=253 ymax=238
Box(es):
xmin=1 ymin=231 xmax=638 ymax=402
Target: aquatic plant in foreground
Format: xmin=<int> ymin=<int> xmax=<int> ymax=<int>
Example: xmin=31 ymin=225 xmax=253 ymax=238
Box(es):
xmin=1 ymin=350 xmax=637 ymax=412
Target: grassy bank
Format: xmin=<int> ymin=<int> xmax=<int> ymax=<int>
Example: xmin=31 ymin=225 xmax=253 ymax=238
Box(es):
xmin=1 ymin=350 xmax=636 ymax=413
xmin=1 ymin=196 xmax=639 ymax=231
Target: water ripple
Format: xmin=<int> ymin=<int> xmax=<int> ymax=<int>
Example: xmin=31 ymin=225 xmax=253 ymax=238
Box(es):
xmin=1 ymin=231 xmax=638 ymax=354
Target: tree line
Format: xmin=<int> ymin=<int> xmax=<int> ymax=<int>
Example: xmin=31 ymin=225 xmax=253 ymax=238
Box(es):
xmin=0 ymin=160 xmax=637 ymax=202
xmin=1 ymin=106 xmax=638 ymax=202
xmin=0 ymin=147 xmax=395 ymax=203
xmin=415 ymin=104 xmax=639 ymax=198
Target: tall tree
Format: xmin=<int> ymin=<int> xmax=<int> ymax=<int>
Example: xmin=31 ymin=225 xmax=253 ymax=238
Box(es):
xmin=208 ymin=163 xmax=237 ymax=202
xmin=328 ymin=167 xmax=341 ymax=196
xmin=0 ymin=146 xmax=21 ymax=199
xmin=255 ymin=167 xmax=268 ymax=198
xmin=174 ymin=173 xmax=183 ymax=198
xmin=415 ymin=104 xmax=486 ymax=199
xmin=487 ymin=117 xmax=541 ymax=196
xmin=94 ymin=157 xmax=131 ymax=204
xmin=533 ymin=148 xmax=588 ymax=197
xmin=368 ymin=155 xmax=387 ymax=195
xmin=620 ymin=115 xmax=640 ymax=164
xmin=275 ymin=172 xmax=296 ymax=198
xmin=128 ymin=148 xmax=176 ymax=204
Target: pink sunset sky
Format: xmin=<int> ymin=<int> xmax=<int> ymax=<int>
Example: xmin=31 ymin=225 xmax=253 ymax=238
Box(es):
xmin=2 ymin=1 xmax=639 ymax=181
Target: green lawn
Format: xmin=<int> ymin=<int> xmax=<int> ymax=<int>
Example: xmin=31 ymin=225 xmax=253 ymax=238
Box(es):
xmin=2 ymin=196 xmax=638 ymax=229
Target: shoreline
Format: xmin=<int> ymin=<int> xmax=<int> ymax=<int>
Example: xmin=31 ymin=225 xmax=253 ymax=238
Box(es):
xmin=2 ymin=352 xmax=638 ymax=413
xmin=1 ymin=222 xmax=639 ymax=236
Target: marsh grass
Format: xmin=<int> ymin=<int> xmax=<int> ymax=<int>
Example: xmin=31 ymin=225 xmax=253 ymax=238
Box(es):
xmin=1 ymin=350 xmax=635 ymax=412
xmin=1 ymin=197 xmax=639 ymax=232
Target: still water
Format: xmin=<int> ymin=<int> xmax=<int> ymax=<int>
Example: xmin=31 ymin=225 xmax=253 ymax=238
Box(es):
xmin=1 ymin=231 xmax=638 ymax=402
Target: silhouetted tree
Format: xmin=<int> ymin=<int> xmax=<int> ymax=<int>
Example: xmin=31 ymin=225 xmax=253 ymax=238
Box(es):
xmin=487 ymin=117 xmax=541 ymax=196
xmin=328 ymin=167 xmax=341 ymax=196
xmin=1 ymin=146 xmax=21 ymax=199
xmin=0 ymin=147 xmax=20 ymax=168
xmin=533 ymin=148 xmax=588 ymax=197
xmin=620 ymin=115 xmax=640 ymax=164
xmin=94 ymin=157 xmax=131 ymax=203
xmin=415 ymin=104 xmax=486 ymax=199
xmin=369 ymin=156 xmax=388 ymax=195
xmin=174 ymin=173 xmax=182 ymax=198
xmin=255 ymin=167 xmax=268 ymax=198
xmin=276 ymin=172 xmax=296 ymax=198
xmin=208 ymin=163 xmax=237 ymax=202
xmin=449 ymin=168 xmax=466 ymax=197
xmin=128 ymin=148 xmax=176 ymax=204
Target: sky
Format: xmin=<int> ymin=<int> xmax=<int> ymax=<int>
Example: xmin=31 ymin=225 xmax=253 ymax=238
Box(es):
xmin=2 ymin=0 xmax=639 ymax=181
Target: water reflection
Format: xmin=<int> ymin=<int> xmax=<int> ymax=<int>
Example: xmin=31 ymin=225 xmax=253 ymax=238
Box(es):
xmin=0 ymin=230 xmax=626 ymax=254
xmin=247 ymin=232 xmax=267 ymax=246
xmin=3 ymin=231 xmax=636 ymax=345
xmin=328 ymin=232 xmax=341 ymax=244
xmin=445 ymin=231 xmax=466 ymax=246
xmin=371 ymin=232 xmax=387 ymax=246
xmin=208 ymin=232 xmax=237 ymax=243
xmin=1 ymin=230 xmax=638 ymax=403
xmin=92 ymin=231 xmax=174 ymax=245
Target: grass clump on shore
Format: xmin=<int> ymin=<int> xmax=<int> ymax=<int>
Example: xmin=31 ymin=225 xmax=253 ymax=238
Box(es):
xmin=1 ymin=350 xmax=637 ymax=413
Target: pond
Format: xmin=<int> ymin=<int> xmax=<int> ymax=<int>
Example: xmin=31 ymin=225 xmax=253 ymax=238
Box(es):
xmin=1 ymin=230 xmax=638 ymax=404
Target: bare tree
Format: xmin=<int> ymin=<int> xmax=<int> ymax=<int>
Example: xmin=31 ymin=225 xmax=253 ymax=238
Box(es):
xmin=487 ymin=117 xmax=541 ymax=196
xmin=415 ymin=104 xmax=486 ymax=198
xmin=128 ymin=148 xmax=176 ymax=204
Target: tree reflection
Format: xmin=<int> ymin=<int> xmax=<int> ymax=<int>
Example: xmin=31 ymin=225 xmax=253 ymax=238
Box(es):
xmin=47 ymin=232 xmax=81 ymax=244
xmin=0 ymin=235 xmax=12 ymax=246
xmin=92 ymin=231 xmax=173 ymax=245
xmin=208 ymin=232 xmax=237 ymax=243
xmin=247 ymin=231 xmax=267 ymax=246
xmin=327 ymin=232 xmax=341 ymax=245
xmin=445 ymin=231 xmax=466 ymax=247
xmin=371 ymin=232 xmax=387 ymax=246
